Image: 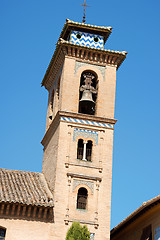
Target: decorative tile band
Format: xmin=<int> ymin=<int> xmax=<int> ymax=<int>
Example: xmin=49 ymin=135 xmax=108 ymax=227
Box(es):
xmin=60 ymin=117 xmax=113 ymax=129
xmin=70 ymin=30 xmax=104 ymax=49
xmin=73 ymin=128 xmax=98 ymax=145
xmin=73 ymin=179 xmax=94 ymax=194
xmin=90 ymin=233 xmax=95 ymax=240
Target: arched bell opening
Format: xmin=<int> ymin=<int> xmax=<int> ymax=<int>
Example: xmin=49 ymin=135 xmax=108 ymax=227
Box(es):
xmin=77 ymin=187 xmax=88 ymax=210
xmin=78 ymin=71 xmax=98 ymax=115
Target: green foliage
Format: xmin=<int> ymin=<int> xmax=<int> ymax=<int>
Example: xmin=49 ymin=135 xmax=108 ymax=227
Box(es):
xmin=66 ymin=222 xmax=90 ymax=240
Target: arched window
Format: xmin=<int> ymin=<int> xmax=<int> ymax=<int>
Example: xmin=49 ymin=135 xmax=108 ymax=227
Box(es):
xmin=77 ymin=187 xmax=88 ymax=210
xmin=86 ymin=140 xmax=93 ymax=161
xmin=77 ymin=139 xmax=83 ymax=160
xmin=0 ymin=228 xmax=6 ymax=240
xmin=79 ymin=71 xmax=98 ymax=115
xmin=77 ymin=139 xmax=93 ymax=161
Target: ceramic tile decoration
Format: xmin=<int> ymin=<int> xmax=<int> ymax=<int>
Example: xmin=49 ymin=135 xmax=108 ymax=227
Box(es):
xmin=73 ymin=179 xmax=94 ymax=194
xmin=60 ymin=117 xmax=113 ymax=129
xmin=70 ymin=30 xmax=104 ymax=49
xmin=73 ymin=128 xmax=98 ymax=145
xmin=90 ymin=233 xmax=95 ymax=240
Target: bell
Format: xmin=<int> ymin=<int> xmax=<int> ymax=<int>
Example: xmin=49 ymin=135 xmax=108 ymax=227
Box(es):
xmin=79 ymin=90 xmax=95 ymax=103
xmin=79 ymin=90 xmax=95 ymax=115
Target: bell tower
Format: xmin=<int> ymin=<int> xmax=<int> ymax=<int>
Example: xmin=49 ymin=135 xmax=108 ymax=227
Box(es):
xmin=41 ymin=19 xmax=127 ymax=240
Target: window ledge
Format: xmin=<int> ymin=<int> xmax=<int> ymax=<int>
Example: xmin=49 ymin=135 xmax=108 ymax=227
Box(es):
xmin=77 ymin=159 xmax=92 ymax=163
xmin=65 ymin=162 xmax=103 ymax=173
xmin=76 ymin=209 xmax=88 ymax=212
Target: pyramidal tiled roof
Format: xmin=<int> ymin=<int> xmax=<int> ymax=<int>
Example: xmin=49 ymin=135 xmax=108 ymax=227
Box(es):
xmin=59 ymin=19 xmax=112 ymax=43
xmin=0 ymin=168 xmax=53 ymax=207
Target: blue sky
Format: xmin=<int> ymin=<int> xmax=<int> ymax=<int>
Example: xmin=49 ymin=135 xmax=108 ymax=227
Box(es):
xmin=0 ymin=0 xmax=160 ymax=230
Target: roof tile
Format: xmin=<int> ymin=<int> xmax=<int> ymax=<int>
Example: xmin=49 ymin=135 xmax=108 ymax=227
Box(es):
xmin=0 ymin=169 xmax=53 ymax=207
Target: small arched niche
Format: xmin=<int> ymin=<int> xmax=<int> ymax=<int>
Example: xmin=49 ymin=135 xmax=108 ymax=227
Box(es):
xmin=78 ymin=71 xmax=98 ymax=115
xmin=77 ymin=187 xmax=88 ymax=210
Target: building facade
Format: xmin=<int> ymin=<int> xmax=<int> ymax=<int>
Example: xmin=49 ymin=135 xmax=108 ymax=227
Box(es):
xmin=111 ymin=195 xmax=160 ymax=240
xmin=0 ymin=19 xmax=127 ymax=240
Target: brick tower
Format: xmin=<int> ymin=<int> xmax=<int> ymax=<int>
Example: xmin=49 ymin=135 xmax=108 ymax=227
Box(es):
xmin=41 ymin=19 xmax=127 ymax=240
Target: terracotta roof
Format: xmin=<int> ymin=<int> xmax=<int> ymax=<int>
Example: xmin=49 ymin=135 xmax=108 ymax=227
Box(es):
xmin=111 ymin=195 xmax=160 ymax=237
xmin=59 ymin=19 xmax=112 ymax=43
xmin=0 ymin=168 xmax=53 ymax=207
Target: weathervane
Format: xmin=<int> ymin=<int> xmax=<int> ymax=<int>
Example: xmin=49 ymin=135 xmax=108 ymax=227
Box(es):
xmin=80 ymin=0 xmax=90 ymax=23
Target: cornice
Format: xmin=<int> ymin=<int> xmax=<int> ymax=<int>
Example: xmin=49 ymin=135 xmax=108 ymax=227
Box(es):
xmin=41 ymin=111 xmax=117 ymax=149
xmin=64 ymin=218 xmax=98 ymax=229
xmin=41 ymin=39 xmax=127 ymax=90
xmin=59 ymin=38 xmax=127 ymax=56
xmin=60 ymin=111 xmax=117 ymax=125
xmin=67 ymin=172 xmax=102 ymax=182
xmin=42 ymin=47 xmax=65 ymax=90
xmin=0 ymin=202 xmax=53 ymax=222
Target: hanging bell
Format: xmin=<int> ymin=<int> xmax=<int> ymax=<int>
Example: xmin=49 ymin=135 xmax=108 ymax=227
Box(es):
xmin=79 ymin=90 xmax=95 ymax=115
xmin=79 ymin=90 xmax=95 ymax=103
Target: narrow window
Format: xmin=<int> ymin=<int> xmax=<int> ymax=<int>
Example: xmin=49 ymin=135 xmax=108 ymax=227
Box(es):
xmin=49 ymin=89 xmax=54 ymax=120
xmin=140 ymin=225 xmax=152 ymax=240
xmin=0 ymin=228 xmax=6 ymax=240
xmin=77 ymin=139 xmax=83 ymax=160
xmin=57 ymin=76 xmax=60 ymax=100
xmin=77 ymin=187 xmax=88 ymax=210
xmin=86 ymin=140 xmax=93 ymax=161
xmin=79 ymin=71 xmax=98 ymax=115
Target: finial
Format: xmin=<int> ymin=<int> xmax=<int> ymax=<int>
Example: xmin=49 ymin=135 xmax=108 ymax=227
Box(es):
xmin=80 ymin=0 xmax=90 ymax=23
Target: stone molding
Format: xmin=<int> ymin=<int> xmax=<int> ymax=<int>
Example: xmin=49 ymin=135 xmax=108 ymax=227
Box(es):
xmin=67 ymin=172 xmax=102 ymax=182
xmin=64 ymin=218 xmax=99 ymax=229
xmin=41 ymin=111 xmax=116 ymax=148
xmin=42 ymin=49 xmax=65 ymax=90
xmin=42 ymin=39 xmax=127 ymax=89
xmin=65 ymin=162 xmax=103 ymax=173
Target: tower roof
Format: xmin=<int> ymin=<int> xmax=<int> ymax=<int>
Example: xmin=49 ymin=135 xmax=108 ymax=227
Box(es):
xmin=59 ymin=19 xmax=112 ymax=44
xmin=41 ymin=19 xmax=127 ymax=89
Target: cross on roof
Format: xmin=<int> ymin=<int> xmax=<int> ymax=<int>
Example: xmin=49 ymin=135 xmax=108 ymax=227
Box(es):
xmin=80 ymin=0 xmax=90 ymax=23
